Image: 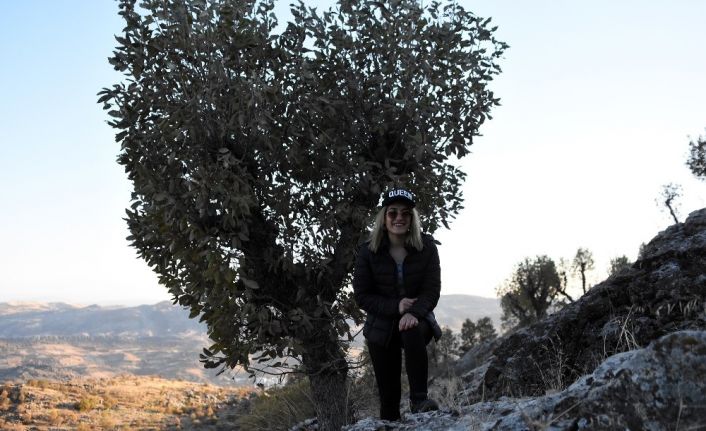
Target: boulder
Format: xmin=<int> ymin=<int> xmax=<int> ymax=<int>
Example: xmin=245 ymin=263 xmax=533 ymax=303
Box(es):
xmin=461 ymin=208 xmax=706 ymax=401
xmin=346 ymin=330 xmax=706 ymax=430
xmin=453 ymin=337 xmax=502 ymax=376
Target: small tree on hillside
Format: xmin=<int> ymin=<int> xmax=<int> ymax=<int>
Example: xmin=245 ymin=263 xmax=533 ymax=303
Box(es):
xmin=638 ymin=242 xmax=648 ymax=260
xmin=556 ymin=257 xmax=575 ymax=303
xmin=460 ymin=318 xmax=476 ymax=351
xmin=428 ymin=327 xmax=459 ymax=372
xmin=460 ymin=316 xmax=497 ymax=352
xmin=497 ymin=255 xmax=563 ymax=330
xmin=475 ymin=317 xmax=497 ymax=343
xmin=657 ymin=183 xmax=682 ymax=225
xmin=608 ymin=255 xmax=631 ymax=277
xmin=100 ymin=0 xmax=506 ymax=428
xmin=572 ymin=248 xmax=595 ymax=294
xmin=687 ymin=132 xmax=706 ymax=180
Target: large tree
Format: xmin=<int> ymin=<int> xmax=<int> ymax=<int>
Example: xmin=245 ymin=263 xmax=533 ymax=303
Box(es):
xmin=100 ymin=0 xmax=505 ymax=428
xmin=497 ymin=255 xmax=563 ymax=330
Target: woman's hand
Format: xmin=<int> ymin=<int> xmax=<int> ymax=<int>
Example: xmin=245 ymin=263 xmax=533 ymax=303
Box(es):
xmin=399 ymin=313 xmax=418 ymax=331
xmin=398 ymin=297 xmax=417 ymax=315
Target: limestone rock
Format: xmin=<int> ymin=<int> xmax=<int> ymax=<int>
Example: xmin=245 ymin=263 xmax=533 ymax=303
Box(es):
xmin=342 ymin=410 xmax=470 ymax=431
xmin=454 ymin=337 xmax=502 ymax=376
xmin=464 ymin=330 xmax=706 ymax=430
xmin=347 ymin=331 xmax=706 ymax=430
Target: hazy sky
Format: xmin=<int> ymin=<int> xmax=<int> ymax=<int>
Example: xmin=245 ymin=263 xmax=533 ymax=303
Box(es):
xmin=1 ymin=1 xmax=705 ymax=305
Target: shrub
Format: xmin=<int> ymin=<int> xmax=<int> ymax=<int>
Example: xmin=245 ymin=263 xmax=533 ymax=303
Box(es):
xmin=99 ymin=412 xmax=117 ymax=429
xmin=17 ymin=405 xmax=32 ymax=424
xmin=27 ymin=379 xmax=51 ymax=389
xmin=0 ymin=389 xmax=10 ymax=410
xmin=48 ymin=409 xmax=63 ymax=426
xmin=168 ymin=405 xmax=183 ymax=415
xmin=0 ymin=421 xmax=25 ymax=431
xmin=76 ymin=396 xmax=101 ymax=412
xmin=103 ymin=395 xmax=117 ymax=409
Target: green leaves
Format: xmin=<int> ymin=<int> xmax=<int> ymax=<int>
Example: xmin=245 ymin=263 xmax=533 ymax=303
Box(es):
xmin=102 ymin=0 xmax=505 ymax=378
xmin=687 ymin=133 xmax=706 ymax=180
xmin=497 ymin=256 xmax=563 ymax=330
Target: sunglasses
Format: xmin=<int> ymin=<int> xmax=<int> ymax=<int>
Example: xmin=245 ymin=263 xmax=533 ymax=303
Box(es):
xmin=386 ymin=209 xmax=412 ymax=219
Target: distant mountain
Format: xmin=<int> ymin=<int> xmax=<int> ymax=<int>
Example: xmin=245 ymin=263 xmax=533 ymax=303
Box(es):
xmin=0 ymin=301 xmax=205 ymax=338
xmin=434 ymin=294 xmax=502 ymax=331
xmin=0 ymin=294 xmax=500 ymax=338
xmin=0 ymin=301 xmax=224 ymax=384
xmin=0 ymin=301 xmax=80 ymax=316
xmin=0 ymin=295 xmax=499 ymax=384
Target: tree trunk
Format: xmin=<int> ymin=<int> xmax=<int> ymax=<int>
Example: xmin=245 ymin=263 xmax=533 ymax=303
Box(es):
xmin=302 ymin=334 xmax=353 ymax=431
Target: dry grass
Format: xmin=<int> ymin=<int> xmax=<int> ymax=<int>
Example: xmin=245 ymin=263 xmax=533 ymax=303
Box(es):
xmin=534 ymin=337 xmax=571 ymax=395
xmin=236 ymin=379 xmax=316 ymax=431
xmin=0 ymin=375 xmax=254 ymax=430
xmin=430 ymin=374 xmax=466 ymax=411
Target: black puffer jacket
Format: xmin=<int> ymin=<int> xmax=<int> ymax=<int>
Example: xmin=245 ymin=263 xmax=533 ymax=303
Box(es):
xmin=353 ymin=234 xmax=441 ymax=347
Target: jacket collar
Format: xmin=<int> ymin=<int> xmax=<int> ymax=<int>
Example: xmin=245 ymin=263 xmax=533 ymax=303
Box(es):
xmin=378 ymin=233 xmax=418 ymax=254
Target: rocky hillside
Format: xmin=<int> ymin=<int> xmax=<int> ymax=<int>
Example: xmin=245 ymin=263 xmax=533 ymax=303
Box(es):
xmin=345 ymin=208 xmax=706 ymax=431
xmin=459 ymin=207 xmax=706 ymax=402
xmin=0 ymin=336 xmax=253 ymax=386
xmin=0 ymin=301 xmax=242 ymax=386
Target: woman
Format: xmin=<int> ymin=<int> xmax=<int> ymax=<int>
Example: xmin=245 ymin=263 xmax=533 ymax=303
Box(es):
xmin=353 ymin=188 xmax=442 ymax=421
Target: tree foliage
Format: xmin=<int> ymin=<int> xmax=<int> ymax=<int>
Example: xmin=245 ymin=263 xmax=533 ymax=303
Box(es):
xmin=99 ymin=0 xmax=506 ymax=427
xmin=459 ymin=316 xmax=496 ymax=352
xmin=608 ymin=255 xmax=631 ymax=277
xmin=497 ymin=255 xmax=563 ymax=330
xmin=556 ymin=257 xmax=575 ymax=303
xmin=687 ymin=133 xmax=706 ymax=180
xmin=428 ymin=327 xmax=459 ymax=370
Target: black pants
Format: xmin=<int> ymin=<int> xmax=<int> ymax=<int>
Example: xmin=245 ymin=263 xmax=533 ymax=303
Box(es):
xmin=367 ymin=319 xmax=433 ymax=421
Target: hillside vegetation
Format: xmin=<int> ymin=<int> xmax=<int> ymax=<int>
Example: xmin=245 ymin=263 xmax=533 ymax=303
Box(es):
xmin=0 ymin=375 xmax=254 ymax=430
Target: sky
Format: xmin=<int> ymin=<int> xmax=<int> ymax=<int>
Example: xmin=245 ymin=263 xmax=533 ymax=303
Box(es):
xmin=1 ymin=1 xmax=705 ymax=305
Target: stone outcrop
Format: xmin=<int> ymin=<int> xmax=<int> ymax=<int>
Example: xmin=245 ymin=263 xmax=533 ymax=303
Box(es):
xmin=345 ymin=330 xmax=706 ymax=430
xmin=460 ymin=208 xmax=706 ymax=401
xmin=453 ymin=337 xmax=502 ymax=376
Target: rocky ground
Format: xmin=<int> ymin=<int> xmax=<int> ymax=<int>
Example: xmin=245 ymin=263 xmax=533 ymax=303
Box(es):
xmin=345 ymin=330 xmax=706 ymax=430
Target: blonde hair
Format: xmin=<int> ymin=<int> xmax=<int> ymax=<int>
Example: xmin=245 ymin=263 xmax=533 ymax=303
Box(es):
xmin=368 ymin=206 xmax=424 ymax=253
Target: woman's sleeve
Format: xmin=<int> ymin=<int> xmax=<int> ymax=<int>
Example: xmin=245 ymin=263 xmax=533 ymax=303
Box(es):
xmin=407 ymin=239 xmax=441 ymax=319
xmin=353 ymin=245 xmax=400 ymax=317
